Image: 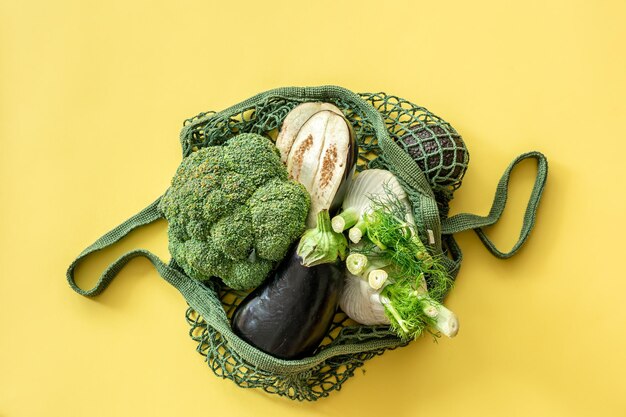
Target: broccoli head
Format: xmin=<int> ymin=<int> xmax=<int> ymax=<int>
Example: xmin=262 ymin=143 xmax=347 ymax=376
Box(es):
xmin=159 ymin=133 xmax=310 ymax=290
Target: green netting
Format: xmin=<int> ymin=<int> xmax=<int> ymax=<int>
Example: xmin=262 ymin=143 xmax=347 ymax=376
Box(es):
xmin=363 ymin=93 xmax=469 ymax=218
xmin=180 ymin=91 xmax=468 ymax=218
xmin=177 ymin=87 xmax=465 ymax=400
xmin=185 ymin=280 xmax=405 ymax=401
xmin=66 ymin=85 xmax=547 ymax=403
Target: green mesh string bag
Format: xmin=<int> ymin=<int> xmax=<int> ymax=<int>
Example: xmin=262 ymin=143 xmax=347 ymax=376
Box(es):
xmin=67 ymin=86 xmax=548 ymax=401
xmin=364 ymin=93 xmax=469 ymax=218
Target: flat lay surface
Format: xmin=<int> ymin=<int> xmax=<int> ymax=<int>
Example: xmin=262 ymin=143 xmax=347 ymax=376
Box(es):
xmin=1 ymin=0 xmax=625 ymax=415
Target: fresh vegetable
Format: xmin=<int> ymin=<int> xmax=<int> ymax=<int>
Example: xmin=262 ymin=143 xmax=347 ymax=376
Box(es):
xmin=276 ymin=102 xmax=344 ymax=163
xmin=342 ymin=251 xmax=459 ymax=339
xmin=336 ymin=171 xmax=458 ymax=339
xmin=345 ymin=252 xmax=391 ymax=290
xmin=159 ymin=133 xmax=310 ymax=290
xmin=340 ymin=259 xmax=458 ymax=339
xmin=345 ymin=251 xmax=388 ymax=277
xmin=232 ymin=210 xmax=346 ymax=360
xmin=231 ymin=106 xmax=355 ymax=358
xmin=277 ymin=103 xmax=357 ymax=227
xmin=340 ymin=272 xmax=388 ymax=325
xmin=297 ymin=210 xmax=348 ymax=267
xmin=331 ymin=169 xmax=416 ymax=246
xmin=396 ymin=124 xmax=469 ymax=189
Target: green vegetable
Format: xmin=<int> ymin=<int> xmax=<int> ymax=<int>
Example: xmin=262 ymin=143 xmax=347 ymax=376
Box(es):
xmin=337 ymin=170 xmax=458 ymax=340
xmin=381 ymin=269 xmax=457 ymax=339
xmin=345 ymin=252 xmax=391 ymax=289
xmin=362 ymin=193 xmax=438 ymax=281
xmin=347 ymin=241 xmax=457 ymax=339
xmin=330 ymin=169 xmax=414 ymax=245
xmin=159 ymin=133 xmax=310 ymax=290
xmin=297 ymin=210 xmax=347 ymax=267
xmin=340 ymin=272 xmax=389 ymax=325
xmin=346 ymin=252 xmax=375 ymax=276
xmin=352 ymin=195 xmax=456 ymax=339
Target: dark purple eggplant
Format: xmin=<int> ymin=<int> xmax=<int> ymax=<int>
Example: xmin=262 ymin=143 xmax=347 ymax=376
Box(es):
xmin=231 ymin=210 xmax=348 ymax=360
xmin=231 ymin=246 xmax=344 ymax=360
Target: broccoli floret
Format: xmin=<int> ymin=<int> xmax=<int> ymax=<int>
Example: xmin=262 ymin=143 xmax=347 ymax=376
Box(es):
xmin=249 ymin=178 xmax=311 ymax=261
xmin=159 ymin=133 xmax=310 ymax=290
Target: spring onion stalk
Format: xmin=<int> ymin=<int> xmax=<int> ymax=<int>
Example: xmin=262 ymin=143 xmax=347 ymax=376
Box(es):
xmin=297 ymin=210 xmax=348 ymax=267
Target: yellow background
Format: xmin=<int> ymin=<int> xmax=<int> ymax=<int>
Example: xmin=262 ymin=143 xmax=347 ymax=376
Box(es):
xmin=1 ymin=0 xmax=625 ymax=415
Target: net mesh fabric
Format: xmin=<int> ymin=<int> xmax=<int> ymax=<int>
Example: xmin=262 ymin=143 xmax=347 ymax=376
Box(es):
xmin=364 ymin=93 xmax=469 ymax=218
xmin=185 ymin=280 xmax=404 ymax=401
xmin=179 ymin=91 xmax=467 ymax=401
